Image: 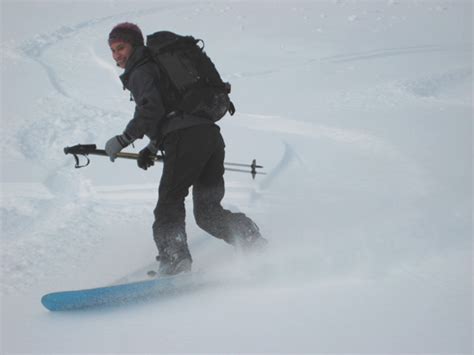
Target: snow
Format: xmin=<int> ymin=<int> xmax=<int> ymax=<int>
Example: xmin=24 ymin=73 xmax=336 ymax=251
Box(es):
xmin=1 ymin=0 xmax=472 ymax=353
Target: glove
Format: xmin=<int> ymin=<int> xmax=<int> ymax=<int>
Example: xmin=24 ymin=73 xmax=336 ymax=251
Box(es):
xmin=137 ymin=143 xmax=157 ymax=170
xmin=105 ymin=133 xmax=133 ymax=162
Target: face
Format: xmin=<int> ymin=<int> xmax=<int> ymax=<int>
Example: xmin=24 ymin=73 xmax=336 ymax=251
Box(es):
xmin=110 ymin=41 xmax=133 ymax=69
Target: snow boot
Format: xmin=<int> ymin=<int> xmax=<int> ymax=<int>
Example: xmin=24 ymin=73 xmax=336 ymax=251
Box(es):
xmin=157 ymin=254 xmax=192 ymax=276
xmin=155 ymin=236 xmax=193 ymax=276
xmin=228 ymin=216 xmax=268 ymax=252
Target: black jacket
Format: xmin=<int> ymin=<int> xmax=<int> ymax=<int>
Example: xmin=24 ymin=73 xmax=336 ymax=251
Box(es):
xmin=119 ymin=46 xmax=212 ymax=142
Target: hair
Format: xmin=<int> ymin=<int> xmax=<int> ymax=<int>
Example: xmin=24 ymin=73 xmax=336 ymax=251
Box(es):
xmin=108 ymin=22 xmax=144 ymax=47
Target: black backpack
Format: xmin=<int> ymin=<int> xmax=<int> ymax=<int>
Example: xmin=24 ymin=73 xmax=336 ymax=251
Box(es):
xmin=146 ymin=31 xmax=235 ymax=122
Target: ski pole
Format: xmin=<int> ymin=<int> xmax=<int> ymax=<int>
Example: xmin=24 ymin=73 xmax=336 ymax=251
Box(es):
xmin=64 ymin=144 xmax=265 ymax=178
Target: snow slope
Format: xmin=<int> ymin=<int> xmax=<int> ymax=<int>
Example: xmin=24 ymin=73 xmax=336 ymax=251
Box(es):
xmin=1 ymin=0 xmax=472 ymax=353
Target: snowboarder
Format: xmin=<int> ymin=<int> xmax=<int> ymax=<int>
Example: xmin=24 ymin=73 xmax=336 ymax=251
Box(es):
xmin=104 ymin=23 xmax=266 ymax=276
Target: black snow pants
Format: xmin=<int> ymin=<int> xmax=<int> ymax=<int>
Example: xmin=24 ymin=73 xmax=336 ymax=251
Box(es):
xmin=152 ymin=124 xmax=259 ymax=261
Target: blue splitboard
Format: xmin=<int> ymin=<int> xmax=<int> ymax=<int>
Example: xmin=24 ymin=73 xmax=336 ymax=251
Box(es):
xmin=41 ymin=273 xmax=203 ymax=311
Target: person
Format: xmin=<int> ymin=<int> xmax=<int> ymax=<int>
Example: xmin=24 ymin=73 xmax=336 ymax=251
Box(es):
xmin=104 ymin=23 xmax=266 ymax=276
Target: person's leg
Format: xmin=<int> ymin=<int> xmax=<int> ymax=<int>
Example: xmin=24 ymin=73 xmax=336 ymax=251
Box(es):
xmin=193 ymin=129 xmax=266 ymax=249
xmin=153 ymin=129 xmax=206 ymax=274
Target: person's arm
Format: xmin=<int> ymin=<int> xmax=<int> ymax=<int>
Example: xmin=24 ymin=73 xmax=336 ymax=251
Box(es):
xmin=124 ymin=65 xmax=166 ymax=140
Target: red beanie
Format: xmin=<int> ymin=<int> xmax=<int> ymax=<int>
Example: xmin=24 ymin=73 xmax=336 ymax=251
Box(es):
xmin=108 ymin=22 xmax=144 ymax=47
